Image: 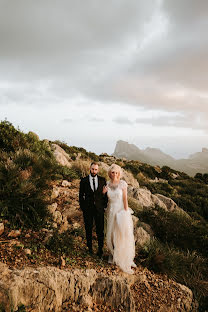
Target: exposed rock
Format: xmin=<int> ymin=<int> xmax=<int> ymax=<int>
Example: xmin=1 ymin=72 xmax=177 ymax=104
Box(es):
xmin=151 ymin=194 xmax=167 ymax=210
xmin=24 ymin=249 xmax=31 ymax=255
xmin=48 ymin=202 xmax=58 ymax=214
xmin=53 ymin=211 xmax=63 ymax=224
xmin=129 ymin=187 xmax=183 ymax=213
xmin=0 ymin=222 xmax=4 ymax=236
xmin=132 ymin=215 xmax=139 ymax=228
xmin=62 ymin=180 xmax=71 ymax=187
xmin=155 ymin=194 xmax=184 ymax=213
xmin=0 ymin=265 xmax=135 ymax=312
xmin=73 ymin=222 xmax=81 ymax=229
xmin=132 ymin=188 xmax=154 ymax=208
xmin=51 ymin=187 xmax=60 ymax=199
xmin=8 ymin=230 xmax=21 ymax=238
xmin=123 ymin=170 xmax=139 ymax=188
xmin=52 ymin=143 xmax=72 ymax=168
xmin=135 ymin=227 xmax=151 ymax=247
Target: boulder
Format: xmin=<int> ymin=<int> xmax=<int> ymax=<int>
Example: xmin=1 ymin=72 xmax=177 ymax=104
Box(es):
xmin=132 ymin=188 xmax=154 ymax=208
xmin=155 ymin=194 xmax=179 ymax=212
xmin=135 ymin=227 xmax=151 ymax=247
xmin=0 ymin=222 xmax=4 ymax=236
xmin=62 ymin=180 xmax=71 ymax=187
xmin=52 ymin=144 xmax=72 ymax=168
xmin=51 ymin=187 xmax=60 ymax=199
xmin=0 ymin=265 xmax=135 ymax=312
xmin=8 ymin=230 xmax=21 ymax=238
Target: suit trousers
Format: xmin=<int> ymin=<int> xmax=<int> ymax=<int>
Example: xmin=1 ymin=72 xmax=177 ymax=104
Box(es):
xmin=83 ymin=206 xmax=104 ymax=252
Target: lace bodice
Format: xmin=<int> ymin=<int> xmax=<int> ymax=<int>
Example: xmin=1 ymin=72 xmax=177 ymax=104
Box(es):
xmin=107 ymin=180 xmax=127 ymax=205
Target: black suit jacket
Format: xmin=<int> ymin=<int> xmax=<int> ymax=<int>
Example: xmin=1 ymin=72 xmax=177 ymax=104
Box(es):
xmin=79 ymin=175 xmax=108 ymax=213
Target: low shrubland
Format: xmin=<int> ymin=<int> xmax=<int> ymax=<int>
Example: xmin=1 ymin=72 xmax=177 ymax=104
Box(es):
xmin=135 ymin=205 xmax=208 ymax=310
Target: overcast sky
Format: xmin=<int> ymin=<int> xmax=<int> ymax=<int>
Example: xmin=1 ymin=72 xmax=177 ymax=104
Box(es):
xmin=0 ymin=0 xmax=207 ymax=159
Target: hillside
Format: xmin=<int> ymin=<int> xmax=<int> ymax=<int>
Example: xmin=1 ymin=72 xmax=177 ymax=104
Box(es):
xmin=114 ymin=140 xmax=208 ymax=176
xmin=0 ymin=121 xmax=208 ymax=312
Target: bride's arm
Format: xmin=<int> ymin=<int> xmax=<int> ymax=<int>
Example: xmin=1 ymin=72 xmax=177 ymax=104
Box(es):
xmin=122 ymin=186 xmax=128 ymax=211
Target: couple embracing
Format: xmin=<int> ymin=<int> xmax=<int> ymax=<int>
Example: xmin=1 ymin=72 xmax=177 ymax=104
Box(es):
xmin=79 ymin=162 xmax=136 ymax=274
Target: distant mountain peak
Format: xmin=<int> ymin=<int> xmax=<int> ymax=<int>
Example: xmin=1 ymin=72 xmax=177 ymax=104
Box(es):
xmin=113 ymin=140 xmax=208 ymax=176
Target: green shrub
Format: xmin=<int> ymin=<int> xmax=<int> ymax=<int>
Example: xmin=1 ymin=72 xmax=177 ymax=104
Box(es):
xmin=45 ymin=229 xmax=74 ymax=255
xmin=138 ymin=239 xmax=208 ymax=307
xmin=52 ymin=141 xmax=99 ymax=161
xmin=55 ymin=165 xmax=80 ymax=180
xmin=0 ymin=148 xmax=58 ymax=228
xmin=137 ymin=206 xmax=208 ymax=257
xmin=0 ymin=120 xmax=27 ymax=152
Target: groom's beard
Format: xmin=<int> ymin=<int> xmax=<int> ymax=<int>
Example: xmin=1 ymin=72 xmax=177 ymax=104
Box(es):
xmin=90 ymin=173 xmax=97 ymax=177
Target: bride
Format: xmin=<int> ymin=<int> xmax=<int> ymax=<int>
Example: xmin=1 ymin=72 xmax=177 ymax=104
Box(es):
xmin=103 ymin=164 xmax=136 ymax=274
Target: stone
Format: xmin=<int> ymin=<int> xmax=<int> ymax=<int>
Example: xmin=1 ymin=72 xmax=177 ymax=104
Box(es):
xmin=151 ymin=194 xmax=167 ymax=210
xmin=135 ymin=227 xmax=151 ymax=247
xmin=48 ymin=202 xmax=58 ymax=214
xmin=8 ymin=230 xmax=21 ymax=238
xmin=51 ymin=187 xmax=60 ymax=199
xmin=52 ymin=143 xmax=72 ymax=168
xmin=62 ymin=180 xmax=71 ymax=187
xmin=54 ymin=211 xmax=62 ymax=224
xmin=0 ymin=265 xmax=135 ymax=312
xmin=24 ymin=249 xmax=31 ymax=255
xmin=0 ymin=222 xmax=4 ymax=236
xmin=133 ymin=188 xmax=154 ymax=208
xmin=73 ymin=222 xmax=81 ymax=229
xmin=156 ymin=194 xmax=178 ymax=211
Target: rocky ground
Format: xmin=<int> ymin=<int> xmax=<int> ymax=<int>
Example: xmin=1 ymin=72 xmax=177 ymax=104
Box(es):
xmin=0 ymin=178 xmax=197 ymax=312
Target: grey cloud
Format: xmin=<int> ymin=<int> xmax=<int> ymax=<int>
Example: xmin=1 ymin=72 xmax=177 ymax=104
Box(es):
xmin=89 ymin=117 xmax=104 ymax=122
xmin=135 ymin=112 xmax=208 ymax=131
xmin=62 ymin=118 xmax=73 ymax=123
xmin=0 ymin=0 xmax=158 ymax=109
xmin=1 ymin=0 xmax=208 ymax=137
xmin=113 ymin=117 xmax=132 ymax=125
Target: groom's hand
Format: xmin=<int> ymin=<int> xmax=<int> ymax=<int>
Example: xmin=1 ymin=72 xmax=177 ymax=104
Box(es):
xmin=102 ymin=185 xmax=108 ymax=194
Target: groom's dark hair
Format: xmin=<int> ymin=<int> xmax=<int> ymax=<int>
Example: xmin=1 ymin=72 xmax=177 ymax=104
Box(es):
xmin=90 ymin=162 xmax=99 ymax=167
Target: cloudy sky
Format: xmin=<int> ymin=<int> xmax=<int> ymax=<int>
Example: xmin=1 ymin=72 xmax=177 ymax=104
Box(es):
xmin=1 ymin=0 xmax=208 ymax=159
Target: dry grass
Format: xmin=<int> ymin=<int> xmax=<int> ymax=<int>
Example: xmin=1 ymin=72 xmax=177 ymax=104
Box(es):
xmin=72 ymin=159 xmax=92 ymax=177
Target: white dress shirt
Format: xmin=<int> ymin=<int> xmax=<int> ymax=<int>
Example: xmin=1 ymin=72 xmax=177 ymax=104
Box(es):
xmin=89 ymin=174 xmax=98 ymax=191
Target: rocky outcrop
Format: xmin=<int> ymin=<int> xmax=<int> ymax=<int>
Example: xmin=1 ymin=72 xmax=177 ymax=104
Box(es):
xmin=128 ymin=187 xmax=187 ymax=215
xmin=0 ymin=263 xmax=196 ymax=312
xmin=155 ymin=194 xmax=178 ymax=211
xmin=0 ymin=263 xmax=135 ymax=312
xmin=51 ymin=144 xmax=72 ymax=168
xmin=48 ymin=179 xmax=81 ymax=232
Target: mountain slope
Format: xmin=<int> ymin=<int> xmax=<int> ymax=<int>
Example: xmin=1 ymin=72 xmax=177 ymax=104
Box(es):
xmin=113 ymin=140 xmax=208 ymax=176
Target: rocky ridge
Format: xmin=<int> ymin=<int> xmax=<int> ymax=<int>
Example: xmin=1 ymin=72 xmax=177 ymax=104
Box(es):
xmin=0 ymin=144 xmax=199 ymax=311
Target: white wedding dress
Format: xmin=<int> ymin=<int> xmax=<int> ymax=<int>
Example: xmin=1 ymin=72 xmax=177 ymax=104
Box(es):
xmin=106 ymin=180 xmax=136 ymax=274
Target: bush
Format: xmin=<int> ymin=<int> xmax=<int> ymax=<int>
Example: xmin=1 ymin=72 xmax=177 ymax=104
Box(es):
xmin=137 ymin=206 xmax=208 ymax=258
xmin=45 ymin=229 xmax=74 ymax=255
xmin=0 ymin=148 xmax=58 ymax=229
xmin=55 ymin=165 xmax=81 ymax=180
xmin=71 ymin=160 xmax=91 ymax=178
xmin=138 ymin=239 xmax=208 ymax=308
xmin=52 ymin=141 xmax=99 ymax=161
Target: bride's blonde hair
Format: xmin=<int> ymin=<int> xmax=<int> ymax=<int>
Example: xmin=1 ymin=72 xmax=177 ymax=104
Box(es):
xmin=108 ymin=164 xmax=123 ymax=179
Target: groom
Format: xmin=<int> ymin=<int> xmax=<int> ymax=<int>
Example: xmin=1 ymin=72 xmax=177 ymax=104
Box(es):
xmin=79 ymin=162 xmax=108 ymax=258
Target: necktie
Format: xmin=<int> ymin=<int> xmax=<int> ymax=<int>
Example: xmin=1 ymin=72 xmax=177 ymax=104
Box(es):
xmin=92 ymin=177 xmax=96 ymax=192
